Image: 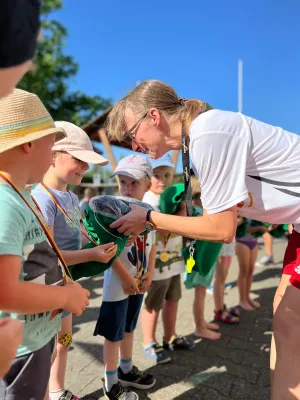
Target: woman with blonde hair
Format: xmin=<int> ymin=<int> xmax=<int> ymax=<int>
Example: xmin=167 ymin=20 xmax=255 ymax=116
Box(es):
xmin=106 ymin=79 xmax=300 ymax=399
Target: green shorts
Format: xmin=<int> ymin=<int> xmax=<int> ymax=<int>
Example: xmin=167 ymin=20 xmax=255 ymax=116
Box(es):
xmin=145 ymin=275 xmax=182 ymax=311
xmin=184 ymin=262 xmax=216 ymax=289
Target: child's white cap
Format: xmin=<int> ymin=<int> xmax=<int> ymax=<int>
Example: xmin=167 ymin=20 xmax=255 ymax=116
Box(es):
xmin=52 ymin=121 xmax=108 ymax=166
xmin=149 ymin=153 xmax=174 ymax=170
xmin=111 ymin=154 xmax=153 ymax=180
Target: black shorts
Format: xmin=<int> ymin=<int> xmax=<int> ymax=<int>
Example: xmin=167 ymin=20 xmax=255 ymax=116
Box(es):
xmin=0 ymin=336 xmax=56 ymax=400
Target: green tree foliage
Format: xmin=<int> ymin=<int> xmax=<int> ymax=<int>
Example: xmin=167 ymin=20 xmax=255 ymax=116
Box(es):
xmin=18 ymin=0 xmax=111 ymax=125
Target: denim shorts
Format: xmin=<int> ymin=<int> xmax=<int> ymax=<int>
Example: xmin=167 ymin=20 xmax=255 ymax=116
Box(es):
xmin=93 ymin=294 xmax=144 ymax=342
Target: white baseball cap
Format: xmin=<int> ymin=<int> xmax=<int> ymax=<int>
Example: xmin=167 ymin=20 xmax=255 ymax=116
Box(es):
xmin=52 ymin=121 xmax=108 ymax=166
xmin=111 ymin=154 xmax=153 ymax=180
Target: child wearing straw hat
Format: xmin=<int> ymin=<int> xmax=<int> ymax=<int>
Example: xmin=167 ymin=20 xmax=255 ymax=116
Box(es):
xmin=0 ymin=89 xmax=90 ymax=400
xmin=32 ymin=122 xmax=118 ymax=400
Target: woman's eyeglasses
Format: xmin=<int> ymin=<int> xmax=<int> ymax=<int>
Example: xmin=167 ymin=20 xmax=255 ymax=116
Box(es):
xmin=123 ymin=112 xmax=148 ymax=153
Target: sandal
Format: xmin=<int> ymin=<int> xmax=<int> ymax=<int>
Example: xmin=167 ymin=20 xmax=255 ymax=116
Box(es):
xmin=225 ymin=304 xmax=241 ymax=318
xmin=214 ymin=308 xmax=239 ymax=325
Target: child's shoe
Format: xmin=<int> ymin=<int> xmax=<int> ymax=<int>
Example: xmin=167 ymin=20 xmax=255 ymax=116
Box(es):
xmin=118 ymin=365 xmax=155 ymax=390
xmin=103 ymin=381 xmax=138 ymax=400
xmin=163 ymin=335 xmax=195 ymax=351
xmin=142 ymin=342 xmax=171 ymax=364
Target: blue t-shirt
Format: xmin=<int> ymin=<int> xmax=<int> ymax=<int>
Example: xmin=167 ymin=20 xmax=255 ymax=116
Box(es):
xmin=32 ymin=185 xmax=81 ymax=251
xmin=0 ymin=184 xmax=65 ymax=357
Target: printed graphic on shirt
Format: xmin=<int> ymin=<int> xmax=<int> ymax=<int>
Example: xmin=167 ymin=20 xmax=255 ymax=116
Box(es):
xmin=23 ymin=240 xmax=64 ymax=285
xmin=156 ymin=233 xmax=183 ymax=273
xmin=126 ymin=235 xmax=148 ymax=276
xmin=237 ymin=192 xmax=254 ymax=209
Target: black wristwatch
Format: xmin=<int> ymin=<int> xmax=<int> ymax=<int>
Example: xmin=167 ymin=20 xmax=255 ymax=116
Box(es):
xmin=145 ymin=209 xmax=154 ymax=231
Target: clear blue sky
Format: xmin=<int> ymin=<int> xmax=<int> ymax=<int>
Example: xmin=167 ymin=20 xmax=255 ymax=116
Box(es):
xmin=53 ymin=0 xmax=300 ymax=171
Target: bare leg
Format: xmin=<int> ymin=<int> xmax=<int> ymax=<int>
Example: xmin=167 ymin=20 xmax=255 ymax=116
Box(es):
xmin=247 ymin=245 xmax=261 ymax=309
xmin=141 ymin=308 xmax=160 ymax=345
xmin=236 ymin=242 xmax=255 ymax=311
xmin=162 ymin=300 xmax=178 ymax=340
xmin=272 ymin=284 xmax=300 ymax=399
xmin=120 ymin=332 xmax=134 ymax=360
xmin=49 ymin=314 xmax=72 ymax=393
xmin=263 ymin=232 xmax=273 ymax=257
xmin=214 ymin=256 xmax=231 ymax=311
xmin=193 ymin=285 xmax=221 ymax=340
xmin=271 ymin=274 xmax=290 ymax=391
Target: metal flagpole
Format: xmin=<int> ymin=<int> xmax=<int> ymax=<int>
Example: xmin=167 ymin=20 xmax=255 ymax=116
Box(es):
xmin=238 ymin=60 xmax=243 ymax=113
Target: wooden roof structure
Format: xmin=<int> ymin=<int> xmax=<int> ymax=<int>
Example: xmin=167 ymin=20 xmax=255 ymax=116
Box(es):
xmin=82 ymin=106 xmax=132 ymax=150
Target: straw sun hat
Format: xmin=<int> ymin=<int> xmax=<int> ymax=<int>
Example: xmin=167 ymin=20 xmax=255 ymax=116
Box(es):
xmin=0 ymin=89 xmax=66 ymax=153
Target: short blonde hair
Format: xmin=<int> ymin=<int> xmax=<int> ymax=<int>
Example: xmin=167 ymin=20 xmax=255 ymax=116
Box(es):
xmin=106 ymin=80 xmax=212 ymax=141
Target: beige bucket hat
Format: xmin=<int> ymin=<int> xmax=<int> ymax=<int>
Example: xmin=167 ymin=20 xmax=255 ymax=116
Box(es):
xmin=0 ymin=89 xmax=66 ymax=153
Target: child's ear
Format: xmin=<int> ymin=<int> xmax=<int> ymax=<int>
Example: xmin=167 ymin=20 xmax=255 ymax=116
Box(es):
xmin=145 ymin=180 xmax=152 ymax=192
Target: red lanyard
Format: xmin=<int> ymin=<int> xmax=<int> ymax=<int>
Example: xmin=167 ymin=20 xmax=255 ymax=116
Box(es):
xmin=40 ymin=183 xmax=98 ymax=246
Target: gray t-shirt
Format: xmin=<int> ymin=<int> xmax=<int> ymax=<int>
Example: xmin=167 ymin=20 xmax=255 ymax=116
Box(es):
xmin=32 ymin=185 xmax=81 ymax=251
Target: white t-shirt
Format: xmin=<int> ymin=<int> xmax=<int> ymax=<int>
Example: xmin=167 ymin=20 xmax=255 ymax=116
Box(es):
xmin=102 ymin=231 xmax=155 ymax=302
xmin=143 ymin=191 xmax=186 ymax=281
xmin=190 ymin=109 xmax=300 ymax=231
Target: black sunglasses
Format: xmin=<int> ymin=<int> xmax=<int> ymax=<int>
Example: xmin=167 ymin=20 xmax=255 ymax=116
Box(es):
xmin=124 ymin=112 xmax=148 ymax=141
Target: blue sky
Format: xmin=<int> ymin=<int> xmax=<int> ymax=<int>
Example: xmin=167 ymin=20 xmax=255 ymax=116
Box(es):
xmin=53 ymin=0 xmax=300 ymax=172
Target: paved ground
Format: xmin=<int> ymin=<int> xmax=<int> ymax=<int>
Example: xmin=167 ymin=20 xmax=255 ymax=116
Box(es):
xmin=66 ymin=238 xmax=286 ymax=399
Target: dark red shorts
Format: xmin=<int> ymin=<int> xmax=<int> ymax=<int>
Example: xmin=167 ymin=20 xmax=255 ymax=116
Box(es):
xmin=282 ymin=230 xmax=300 ymax=289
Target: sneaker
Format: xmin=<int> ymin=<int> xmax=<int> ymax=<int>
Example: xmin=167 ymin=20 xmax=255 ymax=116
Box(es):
xmin=118 ymin=365 xmax=156 ymax=390
xmin=142 ymin=342 xmax=171 ymax=364
xmin=103 ymin=381 xmax=138 ymax=400
xmin=163 ymin=335 xmax=195 ymax=351
xmin=256 ymin=255 xmax=274 ymax=267
xmin=58 ymin=390 xmax=80 ymax=400
xmin=206 ymin=285 xmax=214 ymax=295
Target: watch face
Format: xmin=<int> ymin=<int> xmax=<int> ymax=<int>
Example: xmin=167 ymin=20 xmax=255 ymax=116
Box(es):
xmin=145 ymin=222 xmax=154 ymax=231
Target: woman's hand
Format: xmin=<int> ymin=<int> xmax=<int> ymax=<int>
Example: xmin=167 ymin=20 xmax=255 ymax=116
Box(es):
xmin=110 ymin=204 xmax=148 ymax=236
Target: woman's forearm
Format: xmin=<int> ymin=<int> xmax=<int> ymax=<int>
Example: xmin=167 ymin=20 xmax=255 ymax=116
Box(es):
xmin=150 ymin=209 xmax=236 ymax=243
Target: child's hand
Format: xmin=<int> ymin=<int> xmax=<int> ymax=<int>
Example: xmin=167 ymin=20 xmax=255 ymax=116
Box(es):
xmin=125 ymin=236 xmax=136 ymax=247
xmin=90 ymin=242 xmax=118 ymax=263
xmin=63 ymin=282 xmax=90 ymax=316
xmin=138 ymin=271 xmax=154 ymax=293
xmin=174 ymin=201 xmax=187 ymax=217
xmin=0 ymin=318 xmax=23 ymax=377
xmin=122 ymin=275 xmax=140 ymax=295
xmin=267 ymin=224 xmax=279 ymax=232
xmin=258 ymin=225 xmax=268 ymax=233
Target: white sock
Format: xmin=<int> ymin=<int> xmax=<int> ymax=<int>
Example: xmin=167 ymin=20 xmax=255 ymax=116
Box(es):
xmin=104 ymin=369 xmax=118 ymax=392
xmin=49 ymin=389 xmax=64 ymax=400
xmin=120 ymin=358 xmax=133 ymax=374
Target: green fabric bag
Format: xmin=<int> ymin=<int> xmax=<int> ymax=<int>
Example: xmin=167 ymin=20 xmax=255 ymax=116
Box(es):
xmin=236 ymin=220 xmax=248 ymax=238
xmin=159 ymin=184 xmax=222 ymax=275
xmin=248 ymin=220 xmax=288 ymax=238
xmin=69 ymin=195 xmax=153 ymax=281
xmin=159 ymin=183 xmax=185 ymax=215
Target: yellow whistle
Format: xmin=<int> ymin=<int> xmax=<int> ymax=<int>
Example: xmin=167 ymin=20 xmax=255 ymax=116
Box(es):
xmin=186 ymin=257 xmax=195 ymax=273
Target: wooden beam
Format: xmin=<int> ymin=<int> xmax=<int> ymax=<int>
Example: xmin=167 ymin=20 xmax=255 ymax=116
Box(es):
xmin=98 ymin=128 xmax=118 ymax=182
